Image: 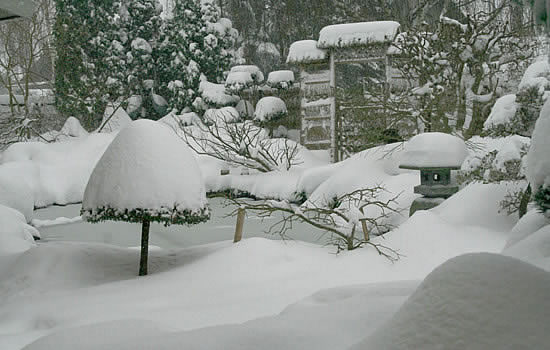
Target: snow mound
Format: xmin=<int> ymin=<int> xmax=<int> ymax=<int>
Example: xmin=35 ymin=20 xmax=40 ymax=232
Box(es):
xmin=518 ymin=58 xmax=550 ymax=94
xmin=60 ymin=117 xmax=88 ymax=137
xmin=432 ymin=182 xmax=521 ymax=232
xmin=461 ymin=135 xmax=530 ymax=176
xmin=254 ymin=96 xmax=287 ymax=122
xmin=527 ymin=98 xmax=550 ymax=191
xmin=483 ymin=94 xmax=517 ymax=130
xmin=286 ymin=40 xmax=326 ymax=64
xmin=504 ymin=208 xmax=549 ymax=249
xmin=23 ymin=282 xmax=416 ymax=350
xmin=98 ymin=104 xmax=132 ymax=133
xmin=0 ymin=204 xmax=37 ymax=256
xmin=0 ymin=169 xmax=34 ymax=222
xmin=399 ymin=132 xmax=467 ymax=169
xmin=199 ymin=80 xmax=239 ymax=107
xmin=318 ymin=21 xmax=400 ymax=48
xmin=1 ymin=134 xmax=114 ymax=208
xmin=229 ymin=65 xmax=264 ymax=83
xmin=82 ymin=120 xmax=209 ymax=223
xmin=352 ymin=253 xmax=550 ymax=350
xmin=159 ymin=112 xmax=200 ymax=130
xmin=504 ymin=223 xmax=550 ymax=271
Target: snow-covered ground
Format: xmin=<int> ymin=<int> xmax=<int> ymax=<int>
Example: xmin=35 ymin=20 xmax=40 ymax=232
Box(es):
xmin=0 ymin=119 xmax=549 ymax=349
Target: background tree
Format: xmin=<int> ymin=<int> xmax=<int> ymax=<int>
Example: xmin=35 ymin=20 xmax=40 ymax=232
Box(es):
xmin=157 ymin=0 xmax=236 ymax=113
xmin=53 ymin=0 xmax=118 ymax=129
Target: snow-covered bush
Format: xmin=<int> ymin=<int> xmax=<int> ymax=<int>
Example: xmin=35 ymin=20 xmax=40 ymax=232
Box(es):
xmin=229 ymin=65 xmax=264 ymax=85
xmin=224 ymin=71 xmax=254 ymax=94
xmin=459 ymin=136 xmax=530 ymax=215
xmin=486 ymin=60 xmax=550 ymax=137
xmin=196 ymin=79 xmax=239 ymax=110
xmin=527 ymin=98 xmax=550 ymax=216
xmin=81 ymin=120 xmax=210 ymax=275
xmin=266 ymin=70 xmax=295 ymax=90
xmin=254 ymin=97 xmax=287 ymax=122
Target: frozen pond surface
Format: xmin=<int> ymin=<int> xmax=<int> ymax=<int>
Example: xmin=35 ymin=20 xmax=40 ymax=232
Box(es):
xmin=34 ymin=198 xmax=327 ymax=249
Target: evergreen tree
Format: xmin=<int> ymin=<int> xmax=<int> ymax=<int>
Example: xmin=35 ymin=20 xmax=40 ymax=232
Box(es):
xmin=157 ymin=0 xmax=235 ymax=113
xmin=54 ymin=0 xmax=118 ymax=129
xmin=118 ymin=0 xmax=163 ymax=118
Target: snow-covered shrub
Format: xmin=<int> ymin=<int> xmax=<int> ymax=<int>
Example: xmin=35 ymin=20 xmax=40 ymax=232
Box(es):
xmin=224 ymin=71 xmax=254 ymax=94
xmin=527 ymin=98 xmax=550 ymax=216
xmin=197 ymin=79 xmax=239 ymax=110
xmin=229 ymin=65 xmax=264 ymax=85
xmin=534 ymin=186 xmax=550 ymax=214
xmin=267 ymin=70 xmax=295 ymax=90
xmin=254 ymin=97 xmax=287 ymax=122
xmin=459 ymin=136 xmax=530 ymax=215
xmin=81 ymin=120 xmax=210 ymax=275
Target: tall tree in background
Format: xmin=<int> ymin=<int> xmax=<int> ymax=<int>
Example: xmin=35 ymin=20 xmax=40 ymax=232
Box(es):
xmin=157 ymin=0 xmax=236 ymax=113
xmin=118 ymin=0 xmax=163 ymax=118
xmin=53 ymin=0 xmax=118 ymax=129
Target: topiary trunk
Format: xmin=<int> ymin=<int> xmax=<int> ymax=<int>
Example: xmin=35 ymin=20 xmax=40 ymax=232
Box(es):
xmin=139 ymin=219 xmax=150 ymax=276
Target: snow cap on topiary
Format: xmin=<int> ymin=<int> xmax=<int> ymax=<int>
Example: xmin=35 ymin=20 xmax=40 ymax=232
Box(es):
xmin=399 ymin=132 xmax=467 ymax=169
xmin=230 ymin=65 xmax=264 ymax=84
xmin=81 ymin=119 xmax=209 ymax=225
xmin=254 ymin=96 xmax=287 ymax=122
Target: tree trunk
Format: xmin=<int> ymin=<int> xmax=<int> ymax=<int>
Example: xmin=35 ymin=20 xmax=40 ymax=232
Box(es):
xmin=139 ymin=219 xmax=150 ymax=276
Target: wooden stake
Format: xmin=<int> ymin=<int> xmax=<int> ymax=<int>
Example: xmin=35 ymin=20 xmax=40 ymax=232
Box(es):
xmin=139 ymin=219 xmax=150 ymax=276
xmin=360 ymin=218 xmax=369 ymax=242
xmin=234 ymin=208 xmax=245 ymax=243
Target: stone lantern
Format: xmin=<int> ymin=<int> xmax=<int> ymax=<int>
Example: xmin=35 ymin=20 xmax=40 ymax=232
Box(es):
xmin=399 ymin=132 xmax=468 ymax=216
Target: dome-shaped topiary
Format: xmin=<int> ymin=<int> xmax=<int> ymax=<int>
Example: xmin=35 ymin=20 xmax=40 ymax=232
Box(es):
xmin=81 ymin=119 xmax=210 ymax=275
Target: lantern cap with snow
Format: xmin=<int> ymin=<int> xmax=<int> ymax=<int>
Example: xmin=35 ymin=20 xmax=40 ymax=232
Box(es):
xmin=399 ymin=132 xmax=467 ymax=215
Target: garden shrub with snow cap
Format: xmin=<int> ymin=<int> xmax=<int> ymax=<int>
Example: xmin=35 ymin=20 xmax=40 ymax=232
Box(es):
xmin=81 ymin=120 xmax=210 ymax=275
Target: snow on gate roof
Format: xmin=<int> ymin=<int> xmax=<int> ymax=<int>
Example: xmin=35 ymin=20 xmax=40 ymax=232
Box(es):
xmin=318 ymin=21 xmax=400 ymax=49
xmin=286 ymin=40 xmax=327 ymax=64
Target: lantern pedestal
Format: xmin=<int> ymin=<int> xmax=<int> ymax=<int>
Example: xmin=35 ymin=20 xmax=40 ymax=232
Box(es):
xmin=409 ymin=197 xmax=445 ymax=216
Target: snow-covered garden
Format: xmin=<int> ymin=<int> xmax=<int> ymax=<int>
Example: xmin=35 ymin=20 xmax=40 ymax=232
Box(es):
xmin=1 ymin=0 xmax=550 ymax=349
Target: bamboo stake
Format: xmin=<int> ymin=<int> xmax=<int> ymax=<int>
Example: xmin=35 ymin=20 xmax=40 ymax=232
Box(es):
xmin=234 ymin=208 xmax=245 ymax=243
xmin=360 ymin=218 xmax=369 ymax=242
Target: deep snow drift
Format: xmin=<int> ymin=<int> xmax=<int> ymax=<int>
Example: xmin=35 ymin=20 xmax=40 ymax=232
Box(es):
xmin=352 ymin=253 xmax=550 ymax=350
